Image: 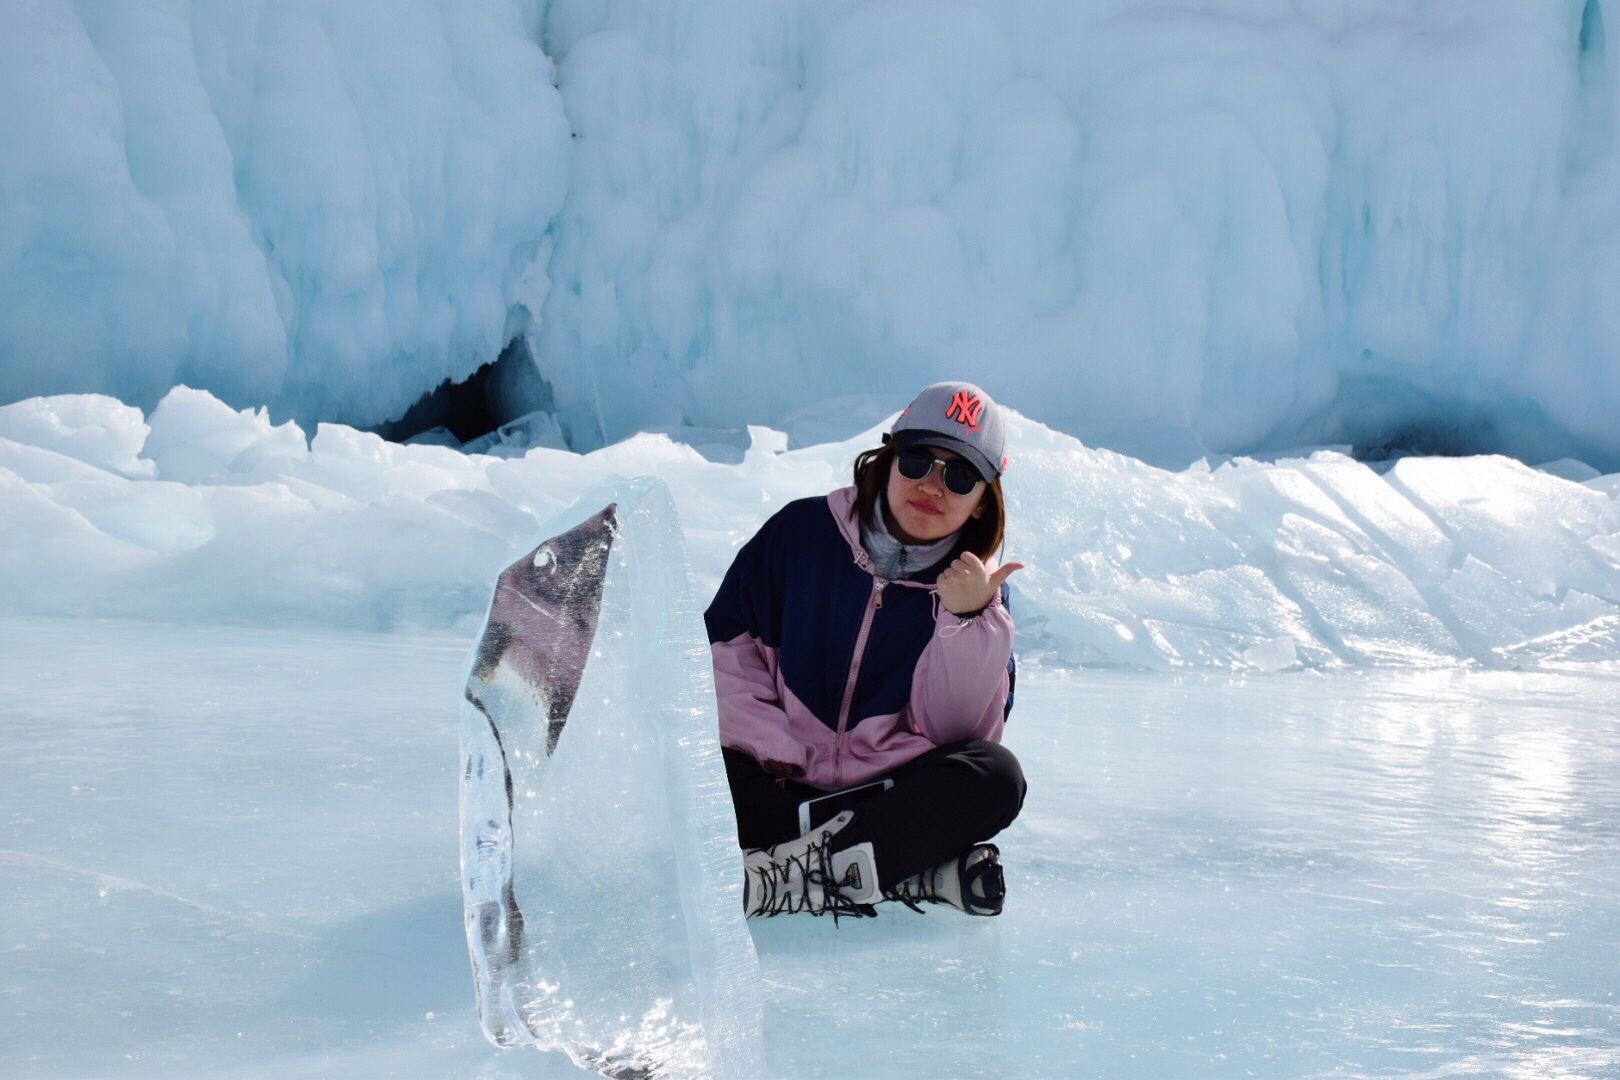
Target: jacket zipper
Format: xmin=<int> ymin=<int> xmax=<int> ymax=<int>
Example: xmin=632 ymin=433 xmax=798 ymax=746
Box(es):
xmin=833 ymin=575 xmax=886 ymax=787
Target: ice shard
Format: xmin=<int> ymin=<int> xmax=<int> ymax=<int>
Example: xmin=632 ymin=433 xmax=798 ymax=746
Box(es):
xmin=459 ymin=478 xmax=763 ymax=1078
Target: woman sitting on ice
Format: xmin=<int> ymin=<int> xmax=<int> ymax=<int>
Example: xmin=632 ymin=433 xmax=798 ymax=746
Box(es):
xmin=705 ymin=381 xmax=1027 ymax=919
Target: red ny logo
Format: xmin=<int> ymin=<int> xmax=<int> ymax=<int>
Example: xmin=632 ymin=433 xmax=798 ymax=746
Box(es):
xmin=945 ymin=390 xmax=984 ymax=428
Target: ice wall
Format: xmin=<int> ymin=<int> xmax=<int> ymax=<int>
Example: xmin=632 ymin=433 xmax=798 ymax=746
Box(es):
xmin=535 ymin=0 xmax=1620 ymax=466
xmin=0 ymin=0 xmax=567 ymax=428
xmin=3 ymin=389 xmax=1617 ymax=672
xmin=2 ymin=1 xmax=1617 ymax=462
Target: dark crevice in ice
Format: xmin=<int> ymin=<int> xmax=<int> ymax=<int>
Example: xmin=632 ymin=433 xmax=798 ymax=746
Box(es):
xmin=373 ymin=337 xmax=558 ymax=449
xmin=375 ymin=360 xmax=499 ymax=444
xmin=1352 ymin=419 xmax=1498 ymax=464
xmin=1257 ymin=373 xmax=1610 ymax=473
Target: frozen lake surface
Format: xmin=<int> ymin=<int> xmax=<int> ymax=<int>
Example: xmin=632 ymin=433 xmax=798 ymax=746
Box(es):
xmin=3 ymin=617 xmax=1617 ymax=1078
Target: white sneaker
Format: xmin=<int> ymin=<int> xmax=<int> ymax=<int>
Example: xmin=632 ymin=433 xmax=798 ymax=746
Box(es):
xmin=743 ymin=811 xmax=880 ymax=920
xmin=884 ymin=844 xmax=1005 ymax=916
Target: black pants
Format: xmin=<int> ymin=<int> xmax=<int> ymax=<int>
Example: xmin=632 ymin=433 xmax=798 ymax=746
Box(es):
xmin=723 ymin=741 xmax=1026 ymax=890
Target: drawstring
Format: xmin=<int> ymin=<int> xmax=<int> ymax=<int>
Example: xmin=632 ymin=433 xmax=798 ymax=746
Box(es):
xmin=931 ymin=589 xmax=976 ymax=637
xmin=871 ymin=545 xmax=976 ymax=635
xmin=926 ymin=586 xmax=984 ymax=637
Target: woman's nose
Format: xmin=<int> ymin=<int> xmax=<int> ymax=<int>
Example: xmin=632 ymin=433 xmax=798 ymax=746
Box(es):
xmin=916 ymin=464 xmax=945 ymax=493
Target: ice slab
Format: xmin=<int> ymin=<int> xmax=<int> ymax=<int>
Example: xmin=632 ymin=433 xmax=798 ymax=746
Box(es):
xmin=459 ymin=479 xmax=763 ymax=1077
xmin=0 ymin=394 xmax=153 ymax=478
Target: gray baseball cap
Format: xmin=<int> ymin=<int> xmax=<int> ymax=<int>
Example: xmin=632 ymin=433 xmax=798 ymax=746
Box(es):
xmin=888 ymin=381 xmax=1007 ymax=483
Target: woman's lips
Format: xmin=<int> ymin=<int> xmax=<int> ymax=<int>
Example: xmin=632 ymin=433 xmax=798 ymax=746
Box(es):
xmin=908 ymin=499 xmax=943 ymax=517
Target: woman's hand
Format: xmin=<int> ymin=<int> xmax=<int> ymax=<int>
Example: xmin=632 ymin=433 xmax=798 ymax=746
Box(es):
xmin=935 ymin=552 xmax=1025 ymax=616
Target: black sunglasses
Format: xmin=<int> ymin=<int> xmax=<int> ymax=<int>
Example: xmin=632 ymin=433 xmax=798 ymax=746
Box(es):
xmin=895 ymin=447 xmax=983 ymax=496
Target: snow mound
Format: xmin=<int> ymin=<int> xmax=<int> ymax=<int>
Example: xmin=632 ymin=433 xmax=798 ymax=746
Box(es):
xmin=3 ymin=389 xmax=1618 ymax=671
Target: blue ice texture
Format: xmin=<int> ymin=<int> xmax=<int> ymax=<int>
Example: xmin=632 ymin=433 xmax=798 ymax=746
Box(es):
xmin=2 ymin=6 xmax=1620 ymax=1074
xmin=3 ymin=1 xmax=1619 ymax=467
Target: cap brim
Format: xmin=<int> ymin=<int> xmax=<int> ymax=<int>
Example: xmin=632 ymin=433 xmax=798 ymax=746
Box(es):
xmin=891 ymin=429 xmax=998 ymax=483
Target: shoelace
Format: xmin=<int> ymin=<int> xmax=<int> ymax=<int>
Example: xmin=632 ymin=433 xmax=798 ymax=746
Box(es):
xmin=750 ymin=834 xmax=876 ymax=923
xmin=881 ymin=864 xmax=942 ymax=914
xmin=882 ymin=850 xmax=1005 ymax=915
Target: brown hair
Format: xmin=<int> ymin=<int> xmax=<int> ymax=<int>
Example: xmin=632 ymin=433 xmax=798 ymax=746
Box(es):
xmin=851 ymin=443 xmax=1005 ymax=562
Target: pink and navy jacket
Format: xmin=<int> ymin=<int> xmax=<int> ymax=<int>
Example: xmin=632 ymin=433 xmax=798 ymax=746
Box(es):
xmin=705 ymin=486 xmax=1015 ymax=791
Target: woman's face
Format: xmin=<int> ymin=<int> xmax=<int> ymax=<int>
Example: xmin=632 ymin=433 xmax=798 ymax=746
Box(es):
xmin=884 ymin=447 xmax=985 ymax=544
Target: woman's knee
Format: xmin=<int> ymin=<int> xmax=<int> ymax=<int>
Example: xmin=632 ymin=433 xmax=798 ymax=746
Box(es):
xmin=943 ymin=739 xmax=1027 ymax=822
xmin=950 ymin=738 xmax=1023 ymax=783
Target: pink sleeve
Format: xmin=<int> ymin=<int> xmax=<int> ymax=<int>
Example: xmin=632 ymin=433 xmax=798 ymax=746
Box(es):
xmin=711 ymin=633 xmax=808 ymax=773
xmin=905 ymin=594 xmax=1014 ymax=746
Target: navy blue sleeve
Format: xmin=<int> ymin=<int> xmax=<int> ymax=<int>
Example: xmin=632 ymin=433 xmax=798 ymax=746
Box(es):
xmin=1002 ymin=582 xmax=1016 ymax=721
xmin=704 ymin=511 xmax=785 ymax=648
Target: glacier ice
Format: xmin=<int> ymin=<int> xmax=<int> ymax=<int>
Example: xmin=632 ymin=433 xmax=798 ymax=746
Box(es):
xmin=532 ymin=0 xmax=1620 ymax=466
xmin=0 ymin=0 xmax=568 ymax=430
xmin=5 ymin=5 xmax=1620 ymax=1075
xmin=459 ymin=480 xmax=763 ymax=1077
xmin=4 ymin=2 xmax=1619 ymax=468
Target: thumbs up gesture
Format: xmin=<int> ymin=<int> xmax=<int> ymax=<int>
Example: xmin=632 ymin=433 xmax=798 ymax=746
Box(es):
xmin=936 ymin=552 xmax=1025 ymax=617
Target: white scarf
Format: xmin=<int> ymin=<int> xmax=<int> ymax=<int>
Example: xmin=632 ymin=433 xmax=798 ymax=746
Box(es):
xmin=860 ymin=497 xmax=960 ymax=581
